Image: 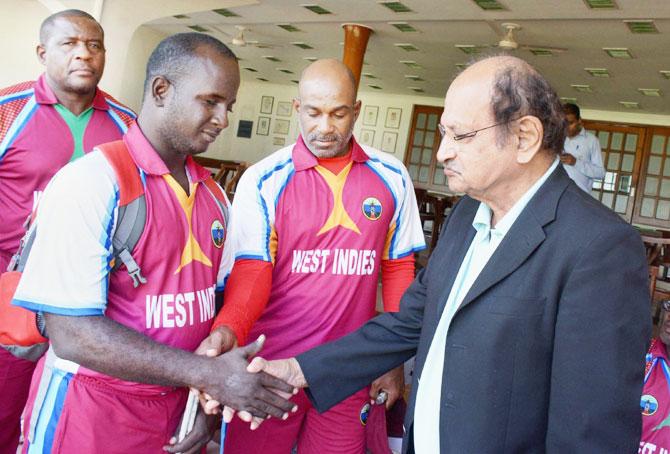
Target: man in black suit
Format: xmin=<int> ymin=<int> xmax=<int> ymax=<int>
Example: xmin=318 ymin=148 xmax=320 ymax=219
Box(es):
xmin=243 ymin=55 xmax=651 ymax=453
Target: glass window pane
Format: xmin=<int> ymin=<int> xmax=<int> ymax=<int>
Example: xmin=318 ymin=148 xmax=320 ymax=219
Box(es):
xmin=418 ymin=166 xmax=429 ymax=183
xmin=641 ymin=198 xmax=656 ymax=217
xmin=652 ymin=135 xmax=666 ymax=155
xmin=661 ymin=179 xmax=670 ymax=198
xmin=421 ymin=149 xmax=432 ymax=165
xmin=607 ymin=153 xmax=620 ymax=171
xmin=424 ymin=131 xmax=434 ymax=148
xmin=409 ymin=165 xmax=418 ymax=180
xmin=433 ymin=171 xmax=445 ymax=185
xmin=610 ymin=132 xmax=623 ymax=150
xmin=618 ymin=175 xmax=632 ymax=194
xmin=663 ymin=160 xmax=670 ymax=177
xmin=598 ymin=131 xmax=610 ymax=149
xmin=624 ymin=134 xmax=637 ymax=152
xmin=645 ymin=176 xmax=659 ymax=196
xmin=621 ymin=154 xmax=635 ymax=173
xmin=416 ymin=113 xmax=426 ymax=129
xmin=603 ymin=172 xmax=617 ymax=191
xmin=614 ymin=195 xmax=628 ymax=214
xmin=666 ymin=136 xmax=670 ymax=154
xmin=413 ymin=130 xmax=424 ymax=146
xmin=427 ymin=114 xmax=438 ymax=131
xmin=410 ymin=147 xmax=421 ymax=164
xmin=601 ymin=192 xmax=614 ymax=209
xmin=592 ymin=180 xmax=602 ymax=190
xmin=648 ymin=156 xmax=663 ymax=175
xmin=657 ymin=200 xmax=670 ymax=220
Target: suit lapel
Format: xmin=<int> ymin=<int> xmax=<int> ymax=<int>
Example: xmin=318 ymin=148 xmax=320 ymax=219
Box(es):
xmin=457 ymin=164 xmax=571 ymax=311
xmin=433 ymin=199 xmax=477 ymax=316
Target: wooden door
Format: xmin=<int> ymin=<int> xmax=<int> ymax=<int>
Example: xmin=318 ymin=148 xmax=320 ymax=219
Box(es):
xmin=582 ymin=121 xmax=646 ymax=222
xmin=404 ymin=105 xmax=449 ymax=192
xmin=633 ymin=127 xmax=670 ymax=228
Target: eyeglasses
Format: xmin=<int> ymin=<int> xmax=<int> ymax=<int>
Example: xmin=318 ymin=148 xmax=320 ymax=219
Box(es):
xmin=438 ymin=118 xmax=520 ymax=142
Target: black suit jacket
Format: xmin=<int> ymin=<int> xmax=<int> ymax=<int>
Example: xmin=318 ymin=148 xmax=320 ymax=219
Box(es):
xmin=298 ymin=166 xmax=650 ymax=453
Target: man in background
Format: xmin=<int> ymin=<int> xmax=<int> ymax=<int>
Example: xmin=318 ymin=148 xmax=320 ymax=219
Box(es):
xmin=0 ymin=10 xmax=134 ymax=453
xmin=560 ymin=102 xmax=605 ymax=193
xmin=200 ymin=59 xmax=424 ymax=453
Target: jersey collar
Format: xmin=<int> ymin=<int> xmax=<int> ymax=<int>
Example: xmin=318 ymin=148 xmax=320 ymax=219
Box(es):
xmin=651 ymin=337 xmax=670 ymax=361
xmin=34 ymin=73 xmax=108 ymax=111
xmin=123 ymin=122 xmax=211 ymax=182
xmin=292 ymin=134 xmax=369 ymax=171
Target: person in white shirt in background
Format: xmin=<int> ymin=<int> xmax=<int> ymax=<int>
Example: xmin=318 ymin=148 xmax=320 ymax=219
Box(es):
xmin=560 ymin=102 xmax=605 ymax=193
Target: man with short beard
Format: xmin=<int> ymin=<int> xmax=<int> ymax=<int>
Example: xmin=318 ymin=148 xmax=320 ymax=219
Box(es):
xmin=0 ymin=10 xmax=134 ymax=453
xmin=199 ymin=59 xmax=425 ymax=453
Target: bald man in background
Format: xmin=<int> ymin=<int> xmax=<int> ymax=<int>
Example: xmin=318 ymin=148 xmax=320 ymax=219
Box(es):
xmin=0 ymin=10 xmax=134 ymax=453
xmin=198 ymin=59 xmax=425 ymax=453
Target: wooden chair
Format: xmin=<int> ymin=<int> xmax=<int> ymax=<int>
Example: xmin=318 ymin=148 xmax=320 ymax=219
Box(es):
xmin=213 ymin=161 xmax=247 ymax=200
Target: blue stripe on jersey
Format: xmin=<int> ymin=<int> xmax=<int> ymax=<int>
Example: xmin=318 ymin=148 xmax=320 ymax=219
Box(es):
xmin=364 ymin=161 xmax=402 ymax=258
xmin=100 ymin=188 xmax=119 ymax=304
xmin=42 ymin=371 xmax=73 ymax=453
xmin=27 ymin=367 xmax=73 ymax=454
xmin=106 ymin=99 xmax=136 ymax=119
xmin=105 ymin=106 xmax=130 ymax=134
xmin=11 ymin=299 xmax=105 ymax=316
xmin=257 ymin=157 xmax=293 ymax=261
xmin=274 ymin=169 xmax=295 ymax=210
xmin=234 ymin=253 xmax=267 ymax=261
xmin=0 ymin=95 xmax=38 ymax=161
xmin=0 ymin=88 xmax=33 ymax=105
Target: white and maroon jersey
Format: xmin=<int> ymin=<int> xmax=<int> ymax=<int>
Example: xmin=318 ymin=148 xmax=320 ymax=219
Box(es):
xmin=228 ymin=135 xmax=424 ymax=359
xmin=13 ymin=123 xmax=233 ymax=391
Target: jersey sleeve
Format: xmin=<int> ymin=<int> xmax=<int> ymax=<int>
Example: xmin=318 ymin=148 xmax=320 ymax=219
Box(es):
xmin=384 ymin=165 xmax=426 ymax=260
xmin=216 ymin=192 xmax=235 ymax=291
xmin=12 ymin=151 xmax=118 ymax=316
xmin=227 ymin=167 xmax=276 ymax=263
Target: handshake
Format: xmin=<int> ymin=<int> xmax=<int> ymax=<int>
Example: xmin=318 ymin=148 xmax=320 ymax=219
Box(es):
xmin=194 ymin=327 xmax=308 ymax=428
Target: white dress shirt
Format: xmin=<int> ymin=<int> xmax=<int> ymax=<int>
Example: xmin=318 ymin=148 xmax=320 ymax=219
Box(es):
xmin=413 ymin=159 xmax=559 ymax=453
xmin=563 ymin=128 xmax=605 ymax=193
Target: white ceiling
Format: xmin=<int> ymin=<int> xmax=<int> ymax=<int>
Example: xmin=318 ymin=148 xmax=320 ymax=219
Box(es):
xmin=145 ymin=0 xmax=670 ymax=114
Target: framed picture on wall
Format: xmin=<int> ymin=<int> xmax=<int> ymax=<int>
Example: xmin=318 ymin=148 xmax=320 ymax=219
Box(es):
xmin=385 ymin=107 xmax=402 ymax=129
xmin=381 ymin=131 xmax=398 ymax=153
xmin=273 ymin=118 xmax=290 ymax=135
xmin=277 ymin=101 xmax=292 ymax=117
xmin=257 ymin=116 xmax=270 ymax=136
xmin=362 ymin=105 xmax=379 ymax=126
xmin=260 ymin=95 xmax=274 ymax=114
xmin=273 ymin=136 xmax=286 ymax=146
xmin=360 ymin=129 xmax=375 ymax=146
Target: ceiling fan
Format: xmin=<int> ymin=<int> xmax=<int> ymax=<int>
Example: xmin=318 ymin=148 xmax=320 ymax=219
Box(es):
xmin=217 ymin=25 xmax=279 ymax=49
xmin=487 ymin=22 xmax=567 ymax=53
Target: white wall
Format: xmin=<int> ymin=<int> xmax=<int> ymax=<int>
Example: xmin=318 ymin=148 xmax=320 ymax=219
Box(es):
xmin=203 ymin=80 xmax=444 ymax=164
xmin=0 ymin=1 xmax=53 ymax=87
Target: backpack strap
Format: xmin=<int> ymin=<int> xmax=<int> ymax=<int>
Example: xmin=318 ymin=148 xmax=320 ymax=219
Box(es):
xmin=98 ymin=141 xmax=148 ymax=288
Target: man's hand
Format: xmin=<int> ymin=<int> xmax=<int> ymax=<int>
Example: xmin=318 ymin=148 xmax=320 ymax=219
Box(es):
xmin=560 ymin=153 xmax=576 ymax=165
xmin=369 ymin=365 xmax=404 ymax=410
xmin=200 ymin=335 xmax=297 ymax=420
xmin=163 ymin=407 xmax=218 ymax=454
xmin=247 ymin=356 xmax=308 ymax=388
xmin=195 ymin=326 xmax=237 ymax=415
xmin=196 ymin=325 xmax=237 ymax=357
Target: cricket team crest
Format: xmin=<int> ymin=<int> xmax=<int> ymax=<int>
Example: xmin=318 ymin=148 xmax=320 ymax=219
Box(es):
xmin=211 ymin=219 xmax=225 ymax=248
xmin=362 ymin=197 xmax=382 ymax=221
xmin=642 ymin=394 xmax=659 ymax=416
